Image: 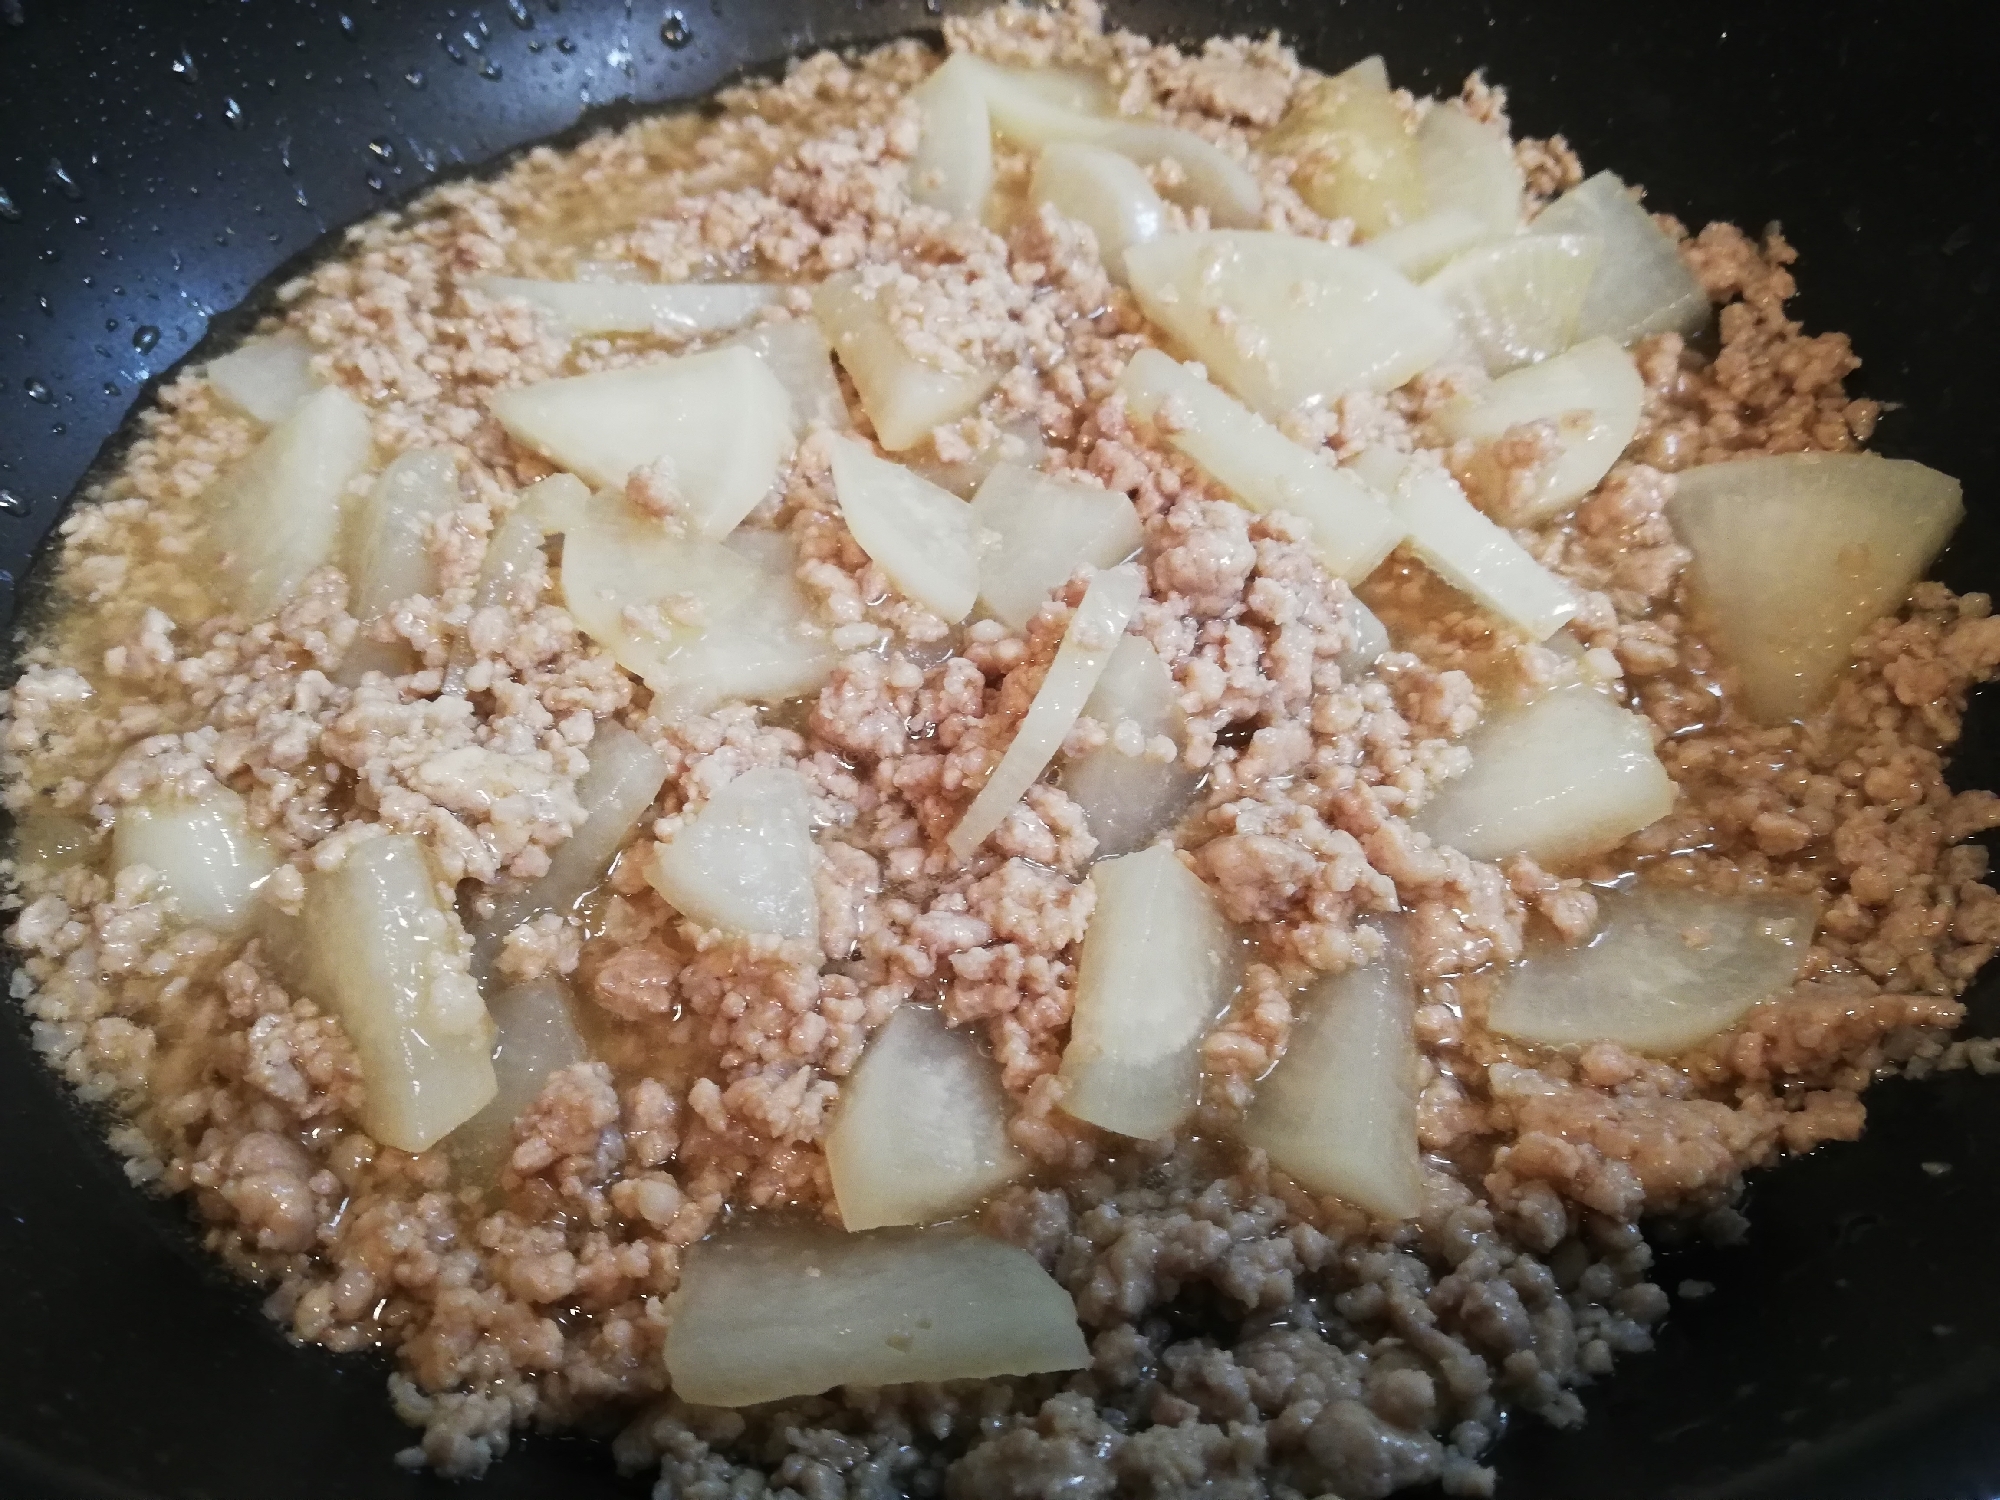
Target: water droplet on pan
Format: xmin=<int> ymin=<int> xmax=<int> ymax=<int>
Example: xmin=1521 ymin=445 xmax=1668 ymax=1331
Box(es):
xmin=47 ymin=159 xmax=82 ymax=201
xmin=223 ymin=96 xmax=245 ymax=127
xmin=660 ymin=11 xmax=691 ymax=47
xmin=132 ymin=325 xmax=160 ymax=353
xmin=24 ymin=377 xmax=52 ymax=403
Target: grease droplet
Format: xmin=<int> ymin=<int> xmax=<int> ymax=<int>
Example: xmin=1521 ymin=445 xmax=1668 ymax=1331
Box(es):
xmin=405 ymin=67 xmax=427 ymax=88
xmin=103 ymin=381 xmax=122 ymax=397
xmin=480 ymin=60 xmax=503 ymax=81
xmin=0 ymin=490 xmax=26 ymax=517
xmin=223 ymin=96 xmax=245 ymax=127
xmin=171 ymin=48 xmax=198 ymax=82
xmin=368 ymin=137 xmax=397 ymax=163
xmin=0 ymin=186 xmax=19 ymax=222
xmin=556 ymin=35 xmax=575 ymax=53
xmin=337 ymin=12 xmax=355 ymax=36
xmin=660 ymin=11 xmax=690 ymax=47
xmin=24 ymin=377 xmax=52 ymax=403
xmin=133 ymin=325 xmax=160 ymax=353
xmin=365 ymin=171 xmax=385 ymax=193
xmin=507 ymin=0 xmax=534 ymax=27
xmin=47 ymin=158 xmax=82 ymax=201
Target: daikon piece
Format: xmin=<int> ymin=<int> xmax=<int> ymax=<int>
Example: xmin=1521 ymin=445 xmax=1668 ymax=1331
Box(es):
xmin=1124 ymin=232 xmax=1457 ymax=416
xmin=947 ymin=565 xmax=1143 ymax=862
xmin=1060 ymin=636 xmax=1200 ymax=858
xmin=514 ymin=471 xmax=592 ymax=537
xmin=905 ymin=415 xmax=1048 ymax=498
xmin=342 ymin=449 xmax=460 ymax=680
xmin=1670 ymin=453 xmax=1964 ymax=723
xmin=1413 ymin=683 xmax=1674 ymax=864
xmin=728 ymin=318 xmax=850 ymax=431
xmin=1060 ymin=845 xmax=1236 ymax=1140
xmin=646 ymin=766 xmax=819 ymax=943
xmin=209 ymin=384 xmax=373 ymax=619
xmin=1425 ymin=234 xmax=1601 ymax=374
xmin=909 ymin=54 xmax=994 ymax=219
xmin=825 ymin=1006 xmax=1025 ymax=1231
xmin=448 ymin=978 xmax=590 ymax=1187
xmin=478 ymin=277 xmax=782 ymax=338
xmin=1260 ymin=58 xmax=1423 ymax=237
xmin=1382 ymin=457 xmax=1576 ymax=639
xmin=1239 ymin=948 xmax=1424 ymax=1221
xmin=205 ymin=330 xmax=319 ymax=425
xmin=1432 ymin=337 xmax=1644 ymax=521
xmin=1356 ymin=208 xmax=1491 ymax=281
xmin=1119 ymin=348 xmax=1403 ymax=582
xmin=1489 ymin=886 xmax=1816 ymax=1054
xmin=1415 ymin=104 xmax=1525 ymax=235
xmin=969 ymin=462 xmax=1143 ymax=630
xmin=813 ymin=274 xmax=999 ymax=452
xmin=112 ymin=786 xmax=279 ymax=935
xmin=1029 ymin=142 xmax=1166 ymax=283
xmin=1338 ymin=593 xmax=1391 ymax=676
xmin=489 ymin=345 xmax=796 ymax=535
xmin=1532 ymin=171 xmax=1709 ymax=346
xmin=826 ymin=435 xmax=981 ymax=623
xmin=664 ymin=1222 xmax=1089 ymax=1407
xmin=292 ymin=835 xmax=496 ymax=1153
xmin=656 ymin=530 xmax=838 ymax=715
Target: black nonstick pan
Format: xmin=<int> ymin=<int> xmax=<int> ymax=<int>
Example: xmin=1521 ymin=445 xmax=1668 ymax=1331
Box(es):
xmin=2 ymin=3 xmax=1997 ymax=1497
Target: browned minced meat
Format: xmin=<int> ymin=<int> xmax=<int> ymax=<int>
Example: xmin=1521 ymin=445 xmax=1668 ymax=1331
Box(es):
xmin=3 ymin=0 xmax=1995 ymax=1494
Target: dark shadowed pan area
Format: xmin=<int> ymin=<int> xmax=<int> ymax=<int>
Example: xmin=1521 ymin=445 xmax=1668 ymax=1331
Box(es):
xmin=1 ymin=2 xmax=1996 ymax=1498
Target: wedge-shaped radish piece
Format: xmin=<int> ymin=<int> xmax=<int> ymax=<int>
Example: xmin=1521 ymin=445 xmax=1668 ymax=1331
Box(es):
xmin=448 ymin=979 xmax=590 ymax=1187
xmin=1125 ymin=232 xmax=1456 ymax=416
xmin=1120 ymin=349 xmax=1403 ymax=581
xmin=1380 ymin=456 xmax=1576 ymax=638
xmin=342 ymin=448 xmax=460 ymax=680
xmin=826 ymin=436 xmax=980 ymax=622
xmin=1061 ymin=636 xmax=1200 ymax=858
xmin=285 ymin=835 xmax=496 ymax=1153
xmin=947 ymin=565 xmax=1143 ymax=862
xmin=813 ymin=274 xmax=998 ymax=452
xmin=1357 ymin=208 xmax=1491 ymax=281
xmin=1415 ymin=104 xmax=1524 ymax=235
xmin=825 ymin=1006 xmax=1024 ymax=1230
xmin=209 ymin=384 xmax=373 ymax=619
xmin=1239 ymin=948 xmax=1423 ymax=1220
xmin=513 ymin=470 xmax=591 ymax=538
xmin=905 ymin=415 xmax=1047 ymax=499
xmin=1339 ymin=594 xmax=1391 ymax=675
xmin=1261 ymin=58 xmax=1423 ymax=236
xmin=656 ymin=530 xmax=838 ymax=716
xmin=113 ymin=786 xmax=279 ymax=935
xmin=1489 ymin=886 xmax=1815 ymax=1055
xmin=909 ymin=54 xmax=994 ymax=219
xmin=1061 ymin=845 xmax=1236 ymax=1139
xmin=665 ymin=1222 xmax=1089 ymax=1407
xmin=1433 ymin=337 xmax=1644 ymax=521
xmin=1029 ymin=143 xmax=1166 ymax=284
xmin=727 ymin=318 xmax=850 ymax=431
xmin=489 ymin=345 xmax=795 ymax=535
xmin=478 ymin=277 xmax=782 ymax=338
xmin=647 ymin=766 xmax=819 ymax=943
xmin=1533 ymin=172 xmax=1709 ymax=346
xmin=1414 ymin=683 xmax=1674 ymax=864
xmin=1425 ymin=234 xmax=1600 ymax=374
xmin=1669 ymin=453 xmax=1963 ymax=724
xmin=969 ymin=462 xmax=1143 ymax=630
xmin=206 ymin=330 xmax=319 ymax=426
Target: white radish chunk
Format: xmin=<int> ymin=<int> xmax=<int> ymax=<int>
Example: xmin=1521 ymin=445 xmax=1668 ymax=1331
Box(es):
xmin=1260 ymin=58 xmax=1424 ymax=237
xmin=1239 ymin=948 xmax=1424 ymax=1220
xmin=489 ymin=345 xmax=795 ymax=535
xmin=1668 ymin=453 xmax=1964 ymax=724
xmin=448 ymin=979 xmax=590 ymax=1187
xmin=1532 ymin=171 xmax=1709 ymax=345
xmin=1432 ymin=337 xmax=1645 ymax=522
xmin=478 ymin=277 xmax=782 ymax=338
xmin=1424 ymin=234 xmax=1601 ymax=374
xmin=1338 ymin=594 xmax=1391 ymax=676
xmin=908 ymin=54 xmax=994 ymax=220
xmin=905 ymin=415 xmax=1048 ymax=498
xmin=112 ymin=786 xmax=279 ymax=935
xmin=1357 ymin=208 xmax=1491 ymax=281
xmin=342 ymin=448 xmax=460 ymax=681
xmin=1489 ymin=886 xmax=1816 ymax=1054
xmin=513 ymin=470 xmax=592 ymax=537
xmin=209 ymin=385 xmax=373 ymax=620
xmin=1380 ymin=455 xmax=1577 ymax=639
xmin=727 ymin=318 xmax=850 ymax=431
xmin=1060 ymin=845 xmax=1236 ymax=1139
xmin=1119 ymin=348 xmax=1403 ymax=582
xmin=825 ymin=1006 xmax=1025 ymax=1231
xmin=1415 ymin=104 xmax=1525 ymax=235
xmin=969 ymin=462 xmax=1143 ymax=630
xmin=813 ymin=274 xmax=999 ymax=452
xmin=947 ymin=566 xmax=1143 ymax=862
xmin=826 ymin=435 xmax=981 ymax=623
xmin=664 ymin=1222 xmax=1089 ymax=1408
xmin=646 ymin=766 xmax=819 ymax=943
xmin=1124 ymin=232 xmax=1456 ymax=417
xmin=205 ymin=330 xmax=319 ymax=425
xmin=656 ymin=529 xmax=838 ymax=716
xmin=1061 ymin=636 xmax=1200 ymax=858
xmin=1414 ymin=683 xmax=1674 ymax=864
xmin=1029 ymin=142 xmax=1166 ymax=283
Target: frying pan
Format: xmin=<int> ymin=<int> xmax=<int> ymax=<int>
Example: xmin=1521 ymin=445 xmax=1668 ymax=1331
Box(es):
xmin=2 ymin=2 xmax=1996 ymax=1497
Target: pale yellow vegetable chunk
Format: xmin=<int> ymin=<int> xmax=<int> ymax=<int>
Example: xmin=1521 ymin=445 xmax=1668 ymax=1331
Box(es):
xmin=1060 ymin=845 xmax=1236 ymax=1140
xmin=647 ymin=766 xmax=820 ymax=943
xmin=825 ymin=1006 xmax=1025 ymax=1231
xmin=1378 ymin=456 xmax=1577 ymax=639
xmin=1261 ymin=58 xmax=1423 ymax=236
xmin=1489 ymin=887 xmax=1816 ymax=1054
xmin=1424 ymin=234 xmax=1601 ymax=374
xmin=342 ymin=448 xmax=460 ymax=681
xmin=654 ymin=529 xmax=839 ymax=716
xmin=112 ymin=786 xmax=279 ymax=935
xmin=1060 ymin=636 xmax=1199 ymax=859
xmin=478 ymin=277 xmax=782 ymax=337
xmin=665 ymin=1222 xmax=1090 ymax=1407
xmin=813 ymin=274 xmax=998 ymax=452
xmin=1414 ymin=103 xmax=1524 ymax=235
xmin=1532 ymin=171 xmax=1710 ymax=346
xmin=448 ymin=979 xmax=590 ymax=1187
xmin=727 ymin=318 xmax=850 ymax=432
xmin=1239 ymin=950 xmax=1424 ymax=1221
xmin=1124 ymin=232 xmax=1456 ymax=417
xmin=1668 ymin=453 xmax=1964 ymax=724
xmin=969 ymin=462 xmax=1143 ymax=631
xmin=1357 ymin=208 xmax=1490 ymax=281
xmin=1029 ymin=142 xmax=1166 ymax=283
xmin=826 ymin=435 xmax=981 ymax=623
xmin=205 ymin=330 xmax=319 ymax=425
xmin=908 ymin=54 xmax=994 ymax=219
